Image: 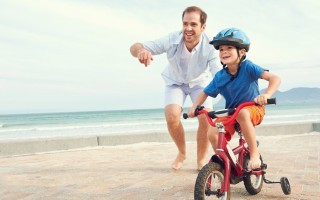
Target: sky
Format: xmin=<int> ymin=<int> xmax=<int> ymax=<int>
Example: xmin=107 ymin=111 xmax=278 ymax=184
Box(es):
xmin=0 ymin=0 xmax=320 ymax=114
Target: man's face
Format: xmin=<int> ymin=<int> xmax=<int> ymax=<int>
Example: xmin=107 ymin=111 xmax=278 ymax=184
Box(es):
xmin=182 ymin=12 xmax=205 ymax=44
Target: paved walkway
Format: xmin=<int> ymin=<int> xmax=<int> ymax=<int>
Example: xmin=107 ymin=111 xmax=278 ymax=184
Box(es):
xmin=0 ymin=132 xmax=319 ymax=200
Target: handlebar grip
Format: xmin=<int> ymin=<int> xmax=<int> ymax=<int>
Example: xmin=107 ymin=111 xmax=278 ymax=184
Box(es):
xmin=183 ymin=113 xmax=188 ymax=119
xmin=267 ymin=98 xmax=276 ymax=105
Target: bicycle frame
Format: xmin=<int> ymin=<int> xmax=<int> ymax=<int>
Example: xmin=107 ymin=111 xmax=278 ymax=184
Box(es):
xmin=198 ymin=102 xmax=257 ymax=194
xmin=192 ymin=98 xmax=291 ymax=198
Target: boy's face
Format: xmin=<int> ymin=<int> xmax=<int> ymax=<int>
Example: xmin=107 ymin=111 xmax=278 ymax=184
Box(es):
xmin=219 ymin=45 xmax=245 ymax=66
xmin=182 ymin=11 xmax=205 ymax=45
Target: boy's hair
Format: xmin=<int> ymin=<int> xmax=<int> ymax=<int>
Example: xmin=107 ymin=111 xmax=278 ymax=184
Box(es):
xmin=182 ymin=6 xmax=207 ymax=25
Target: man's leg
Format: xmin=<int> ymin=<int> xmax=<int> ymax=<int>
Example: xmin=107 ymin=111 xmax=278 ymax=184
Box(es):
xmin=165 ymin=104 xmax=186 ymax=170
xmin=196 ymin=114 xmax=210 ymax=170
xmin=207 ymin=126 xmax=219 ymax=152
xmin=189 ymin=84 xmax=212 ymax=170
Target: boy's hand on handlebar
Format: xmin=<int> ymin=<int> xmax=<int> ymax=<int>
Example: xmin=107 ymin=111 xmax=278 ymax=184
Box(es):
xmin=187 ymin=106 xmax=197 ymax=118
xmin=254 ymin=94 xmax=271 ymax=105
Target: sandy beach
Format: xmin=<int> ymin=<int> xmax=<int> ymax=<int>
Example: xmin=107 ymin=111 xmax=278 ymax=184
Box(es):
xmin=0 ymin=123 xmax=319 ymax=199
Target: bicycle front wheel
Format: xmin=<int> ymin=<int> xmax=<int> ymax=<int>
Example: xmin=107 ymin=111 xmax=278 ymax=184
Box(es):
xmin=194 ymin=162 xmax=230 ymax=200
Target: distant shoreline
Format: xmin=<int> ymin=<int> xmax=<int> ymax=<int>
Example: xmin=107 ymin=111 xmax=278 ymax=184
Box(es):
xmin=0 ymin=122 xmax=319 ymax=157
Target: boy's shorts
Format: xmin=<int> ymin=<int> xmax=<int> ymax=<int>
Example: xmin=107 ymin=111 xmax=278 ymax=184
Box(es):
xmin=164 ymin=83 xmax=212 ymax=109
xmin=214 ymin=105 xmax=265 ymax=141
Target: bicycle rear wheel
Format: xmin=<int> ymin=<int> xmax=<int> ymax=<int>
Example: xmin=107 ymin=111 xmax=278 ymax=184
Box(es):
xmin=194 ymin=162 xmax=230 ymax=200
xmin=243 ymin=155 xmax=263 ymax=195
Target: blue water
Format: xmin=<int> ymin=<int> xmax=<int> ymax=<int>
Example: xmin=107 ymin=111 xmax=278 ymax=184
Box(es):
xmin=0 ymin=103 xmax=319 ymax=140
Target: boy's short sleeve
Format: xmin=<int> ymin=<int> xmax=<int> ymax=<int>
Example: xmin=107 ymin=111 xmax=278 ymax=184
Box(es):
xmin=203 ymin=75 xmax=220 ymax=98
xmin=247 ymin=62 xmax=266 ymax=80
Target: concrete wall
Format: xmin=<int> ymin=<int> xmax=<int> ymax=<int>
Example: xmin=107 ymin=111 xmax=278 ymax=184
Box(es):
xmin=0 ymin=122 xmax=319 ymax=157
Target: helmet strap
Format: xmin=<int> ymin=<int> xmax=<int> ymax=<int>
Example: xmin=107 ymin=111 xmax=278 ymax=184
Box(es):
xmin=226 ymin=48 xmax=245 ymax=80
xmin=221 ymin=62 xmax=227 ymax=68
xmin=236 ymin=48 xmax=246 ymax=63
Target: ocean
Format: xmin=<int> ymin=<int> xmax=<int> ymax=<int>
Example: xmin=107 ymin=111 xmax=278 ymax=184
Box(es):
xmin=0 ymin=103 xmax=319 ymax=141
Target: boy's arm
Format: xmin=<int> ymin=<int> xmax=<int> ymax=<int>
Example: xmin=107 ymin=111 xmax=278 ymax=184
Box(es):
xmin=255 ymin=71 xmax=281 ymax=105
xmin=187 ymin=91 xmax=209 ymax=118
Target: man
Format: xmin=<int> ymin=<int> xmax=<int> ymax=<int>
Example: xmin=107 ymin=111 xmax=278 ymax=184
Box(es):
xmin=130 ymin=6 xmax=221 ymax=170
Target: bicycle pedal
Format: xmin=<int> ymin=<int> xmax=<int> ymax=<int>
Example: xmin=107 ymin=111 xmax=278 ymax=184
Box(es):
xmin=261 ymin=163 xmax=267 ymax=170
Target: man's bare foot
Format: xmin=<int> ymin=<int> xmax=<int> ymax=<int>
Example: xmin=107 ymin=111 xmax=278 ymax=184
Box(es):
xmin=248 ymin=154 xmax=261 ymax=171
xmin=171 ymin=153 xmax=186 ymax=170
xmin=197 ymin=160 xmax=206 ymax=171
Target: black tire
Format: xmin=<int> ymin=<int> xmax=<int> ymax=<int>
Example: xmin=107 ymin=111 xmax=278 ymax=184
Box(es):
xmin=280 ymin=177 xmax=291 ymax=195
xmin=194 ymin=162 xmax=230 ymax=200
xmin=243 ymin=155 xmax=263 ymax=195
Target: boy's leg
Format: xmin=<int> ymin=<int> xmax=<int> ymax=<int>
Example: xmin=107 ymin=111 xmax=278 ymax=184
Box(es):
xmin=236 ymin=108 xmax=261 ymax=170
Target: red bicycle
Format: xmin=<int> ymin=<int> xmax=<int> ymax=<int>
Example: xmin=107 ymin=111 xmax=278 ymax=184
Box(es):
xmin=183 ymin=98 xmax=291 ymax=200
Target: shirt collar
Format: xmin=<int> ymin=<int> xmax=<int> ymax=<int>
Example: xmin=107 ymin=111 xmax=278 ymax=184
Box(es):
xmin=194 ymin=34 xmax=203 ymax=52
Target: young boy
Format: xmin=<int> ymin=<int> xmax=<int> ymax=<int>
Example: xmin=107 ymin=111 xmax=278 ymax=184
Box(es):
xmin=187 ymin=28 xmax=281 ymax=170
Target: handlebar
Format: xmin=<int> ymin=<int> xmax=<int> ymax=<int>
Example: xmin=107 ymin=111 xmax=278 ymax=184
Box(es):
xmin=266 ymin=98 xmax=276 ymax=104
xmin=183 ymin=98 xmax=276 ymax=127
xmin=182 ymin=113 xmax=189 ymax=119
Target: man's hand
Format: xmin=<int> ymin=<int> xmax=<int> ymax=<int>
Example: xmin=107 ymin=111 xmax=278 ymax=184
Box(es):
xmin=137 ymin=49 xmax=153 ymax=67
xmin=129 ymin=43 xmax=154 ymax=67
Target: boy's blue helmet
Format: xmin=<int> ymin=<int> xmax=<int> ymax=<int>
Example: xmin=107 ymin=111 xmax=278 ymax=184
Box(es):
xmin=209 ymin=28 xmax=250 ymax=52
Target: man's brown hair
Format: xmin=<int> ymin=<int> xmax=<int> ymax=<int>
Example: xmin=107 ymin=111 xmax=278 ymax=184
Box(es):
xmin=182 ymin=6 xmax=207 ymax=25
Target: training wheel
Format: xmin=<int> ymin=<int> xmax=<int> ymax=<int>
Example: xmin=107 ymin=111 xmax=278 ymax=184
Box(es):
xmin=280 ymin=177 xmax=291 ymax=195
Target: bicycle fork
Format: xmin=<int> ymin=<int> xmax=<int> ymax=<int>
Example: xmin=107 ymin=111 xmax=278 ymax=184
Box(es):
xmin=212 ymin=122 xmax=248 ymax=195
